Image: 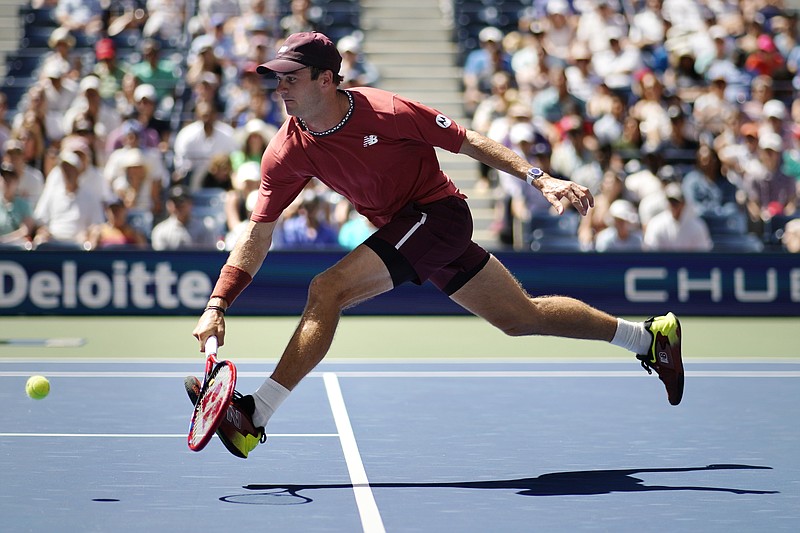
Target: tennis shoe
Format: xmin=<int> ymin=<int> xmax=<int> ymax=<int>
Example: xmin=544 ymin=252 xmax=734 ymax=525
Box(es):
xmin=184 ymin=376 xmax=266 ymax=459
xmin=636 ymin=312 xmax=684 ymax=405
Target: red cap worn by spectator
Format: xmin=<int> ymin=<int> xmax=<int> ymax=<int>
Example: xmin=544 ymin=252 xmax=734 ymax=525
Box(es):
xmin=96 ymin=38 xmax=116 ymax=60
xmin=256 ymin=32 xmax=342 ymax=74
xmin=757 ymin=34 xmax=776 ymax=53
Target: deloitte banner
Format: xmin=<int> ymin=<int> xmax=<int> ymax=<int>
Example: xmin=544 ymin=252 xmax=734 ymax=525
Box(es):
xmin=0 ymin=250 xmax=798 ymax=316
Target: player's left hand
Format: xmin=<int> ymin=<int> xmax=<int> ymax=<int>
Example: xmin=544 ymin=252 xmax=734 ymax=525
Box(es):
xmin=536 ymin=176 xmax=594 ymax=216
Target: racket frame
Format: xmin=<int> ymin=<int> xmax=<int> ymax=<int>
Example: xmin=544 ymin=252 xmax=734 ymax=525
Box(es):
xmin=187 ymin=336 xmax=237 ymax=452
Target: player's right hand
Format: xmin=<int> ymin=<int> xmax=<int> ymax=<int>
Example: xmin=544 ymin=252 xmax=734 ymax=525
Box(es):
xmin=192 ymin=309 xmax=226 ymax=352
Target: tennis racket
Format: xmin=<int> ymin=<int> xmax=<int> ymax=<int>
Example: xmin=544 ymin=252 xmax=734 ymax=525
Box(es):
xmin=187 ymin=336 xmax=237 ymax=452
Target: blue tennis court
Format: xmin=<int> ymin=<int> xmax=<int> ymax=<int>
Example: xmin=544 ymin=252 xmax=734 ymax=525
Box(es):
xmin=1 ymin=357 xmax=798 ymax=532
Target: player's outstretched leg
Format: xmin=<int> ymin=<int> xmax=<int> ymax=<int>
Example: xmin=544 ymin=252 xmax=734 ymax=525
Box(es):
xmin=185 ymin=376 xmax=266 ymax=459
xmin=636 ymin=312 xmax=684 ymax=405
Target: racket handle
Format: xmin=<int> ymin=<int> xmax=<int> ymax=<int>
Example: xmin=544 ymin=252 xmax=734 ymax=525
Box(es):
xmin=204 ymin=335 xmax=218 ymax=356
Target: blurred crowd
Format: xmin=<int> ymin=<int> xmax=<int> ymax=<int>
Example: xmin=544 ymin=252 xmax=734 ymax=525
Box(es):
xmin=1 ymin=0 xmax=378 ymax=251
xmin=463 ymin=0 xmax=800 ymax=252
xmin=3 ymin=1 xmax=800 ymax=254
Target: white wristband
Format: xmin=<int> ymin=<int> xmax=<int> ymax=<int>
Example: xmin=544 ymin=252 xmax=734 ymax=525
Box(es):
xmin=526 ymin=167 xmax=544 ymax=185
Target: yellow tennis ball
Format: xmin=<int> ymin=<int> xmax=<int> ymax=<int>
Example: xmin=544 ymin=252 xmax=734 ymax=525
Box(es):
xmin=26 ymin=375 xmax=50 ymax=400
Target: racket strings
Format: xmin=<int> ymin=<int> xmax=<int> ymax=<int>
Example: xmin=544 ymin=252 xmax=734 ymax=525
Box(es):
xmin=188 ymin=362 xmax=235 ymax=447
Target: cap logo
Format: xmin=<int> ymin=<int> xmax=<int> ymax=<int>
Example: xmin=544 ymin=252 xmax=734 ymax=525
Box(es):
xmin=278 ymin=45 xmax=289 ymax=54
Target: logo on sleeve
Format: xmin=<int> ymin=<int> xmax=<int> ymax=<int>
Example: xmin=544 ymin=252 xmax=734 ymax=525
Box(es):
xmin=435 ymin=114 xmax=452 ymax=129
xmin=363 ymin=135 xmax=378 ymax=147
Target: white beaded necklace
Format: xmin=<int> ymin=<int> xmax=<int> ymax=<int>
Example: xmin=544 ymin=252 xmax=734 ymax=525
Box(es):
xmin=298 ymin=90 xmax=354 ymax=137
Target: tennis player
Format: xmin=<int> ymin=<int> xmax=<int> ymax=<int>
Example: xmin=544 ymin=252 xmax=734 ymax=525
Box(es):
xmin=190 ymin=32 xmax=683 ymax=458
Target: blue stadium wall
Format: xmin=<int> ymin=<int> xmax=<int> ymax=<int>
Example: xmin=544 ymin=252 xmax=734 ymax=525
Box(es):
xmin=0 ymin=250 xmax=798 ymax=316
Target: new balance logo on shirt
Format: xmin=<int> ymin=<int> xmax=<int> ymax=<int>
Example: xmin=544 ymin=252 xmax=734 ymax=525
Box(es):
xmin=363 ymin=135 xmax=378 ymax=147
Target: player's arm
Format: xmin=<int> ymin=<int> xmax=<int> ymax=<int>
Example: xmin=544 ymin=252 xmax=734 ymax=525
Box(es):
xmin=193 ymin=219 xmax=278 ymax=348
xmin=458 ymin=129 xmax=594 ymax=216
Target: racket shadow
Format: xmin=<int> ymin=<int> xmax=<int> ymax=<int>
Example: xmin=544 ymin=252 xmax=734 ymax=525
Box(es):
xmin=221 ymin=464 xmax=778 ymax=504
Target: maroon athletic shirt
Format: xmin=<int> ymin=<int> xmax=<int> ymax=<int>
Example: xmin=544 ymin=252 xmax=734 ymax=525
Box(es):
xmin=251 ymin=87 xmax=468 ymax=228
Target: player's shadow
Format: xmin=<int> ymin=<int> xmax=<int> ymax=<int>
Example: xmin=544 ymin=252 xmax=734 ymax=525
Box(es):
xmin=220 ymin=464 xmax=777 ymax=505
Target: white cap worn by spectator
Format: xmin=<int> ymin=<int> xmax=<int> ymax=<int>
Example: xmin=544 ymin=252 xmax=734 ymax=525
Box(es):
xmin=479 ymin=26 xmax=503 ymax=44
xmin=762 ymin=99 xmax=786 ymax=120
xmin=608 ymin=199 xmax=640 ymax=225
xmin=759 ymin=132 xmax=783 ymax=152
xmin=134 ymin=84 xmax=157 ymax=103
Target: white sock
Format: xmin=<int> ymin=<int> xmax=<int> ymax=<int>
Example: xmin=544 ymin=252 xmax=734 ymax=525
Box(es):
xmin=252 ymin=378 xmax=290 ymax=429
xmin=610 ymin=318 xmax=651 ymax=355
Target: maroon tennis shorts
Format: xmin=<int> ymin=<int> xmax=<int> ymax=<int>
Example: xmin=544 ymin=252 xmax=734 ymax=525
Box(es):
xmin=364 ymin=196 xmax=490 ymax=295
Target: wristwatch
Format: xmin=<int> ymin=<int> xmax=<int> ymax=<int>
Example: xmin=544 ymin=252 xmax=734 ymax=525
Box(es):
xmin=526 ymin=167 xmax=544 ymax=185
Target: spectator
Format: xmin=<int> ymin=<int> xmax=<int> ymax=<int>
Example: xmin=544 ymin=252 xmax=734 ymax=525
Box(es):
xmin=142 ymin=0 xmax=188 ymax=44
xmin=718 ymin=122 xmax=761 ymax=182
xmin=39 ymin=60 xmax=78 ymax=118
xmin=230 ymin=118 xmax=275 ymax=171
xmin=542 ymin=0 xmax=575 ymax=65
xmin=741 ymin=132 xmax=797 ymax=231
xmin=657 ymin=105 xmax=700 ymax=173
xmin=782 ymin=218 xmax=800 ymax=252
xmin=3 ymin=139 xmax=44 ymax=208
xmin=12 ymin=107 xmax=51 ymax=174
xmin=107 ymin=86 xmax=164 ymax=152
xmin=472 ymin=71 xmax=517 ymax=188
xmin=565 ymin=43 xmax=602 ymax=106
xmin=280 ymin=0 xmax=319 ymax=37
xmin=200 ymin=152 xmax=234 ymax=190
xmin=128 ymin=39 xmax=181 ymax=103
xmin=42 ymin=26 xmax=77 ymax=78
xmin=692 ymin=75 xmax=738 ymax=135
xmin=224 ymin=62 xmax=262 ymax=124
xmin=109 ymin=148 xmax=164 ymax=220
xmin=273 ymin=191 xmax=340 ymax=250
xmin=741 ymin=75 xmax=774 ymax=122
xmin=92 ymin=38 xmax=126 ymax=102
xmin=225 ymin=160 xmax=261 ymax=233
xmin=462 ymin=26 xmax=513 ymax=118
xmin=104 ymin=120 xmax=168 ymax=196
xmin=0 ymin=162 xmax=35 ymax=247
xmin=595 ymin=199 xmax=644 ymax=252
xmin=151 ymin=186 xmax=218 ymax=250
xmin=532 ymin=66 xmax=585 ymax=126
xmin=172 ymin=100 xmax=238 ymax=190
xmin=86 ymin=199 xmax=149 ymax=250
xmin=187 ymin=34 xmax=225 ymax=89
xmin=337 ymin=35 xmax=380 ymax=88
xmin=33 ymin=151 xmax=105 ymax=247
xmin=643 ymin=182 xmax=713 ymax=251
xmin=682 ymin=144 xmax=740 ymax=217
xmin=745 ymin=34 xmax=785 ymax=78
xmin=511 ymin=22 xmax=550 ymax=98
xmin=592 ymin=28 xmax=643 ymax=97
xmin=230 ymin=0 xmax=277 ymax=59
xmin=63 ymin=75 xmax=122 ymax=149
xmin=759 ymin=99 xmax=790 ymax=143
xmin=495 ymin=122 xmax=554 ymax=249
xmin=576 ymin=0 xmax=629 ymax=55
xmin=224 ymin=189 xmax=259 ymax=250
xmin=578 ymin=169 xmax=626 ymax=248
xmin=54 ymin=0 xmax=104 ymax=39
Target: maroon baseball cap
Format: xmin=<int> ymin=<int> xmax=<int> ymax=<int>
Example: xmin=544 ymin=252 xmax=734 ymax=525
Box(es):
xmin=257 ymin=32 xmax=342 ymax=74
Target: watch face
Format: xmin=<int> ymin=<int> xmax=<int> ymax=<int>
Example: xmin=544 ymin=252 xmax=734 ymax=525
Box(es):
xmin=529 ymin=167 xmax=543 ymax=177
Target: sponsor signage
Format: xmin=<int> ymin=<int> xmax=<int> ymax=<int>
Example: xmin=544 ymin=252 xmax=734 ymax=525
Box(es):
xmin=1 ymin=251 xmax=798 ymax=316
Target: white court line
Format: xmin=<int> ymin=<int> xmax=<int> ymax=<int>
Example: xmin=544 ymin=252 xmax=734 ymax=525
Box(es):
xmin=0 ymin=433 xmax=337 ymax=438
xmin=1 ymin=370 xmax=799 ymax=378
xmin=323 ymin=372 xmax=385 ymax=533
